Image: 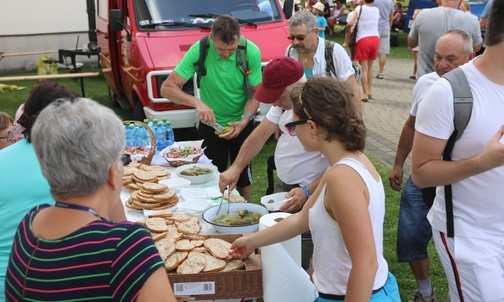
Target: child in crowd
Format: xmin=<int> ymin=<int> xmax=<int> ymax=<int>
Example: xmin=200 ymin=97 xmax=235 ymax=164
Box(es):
xmin=409 ymin=9 xmax=421 ymax=80
xmin=313 ymin=2 xmax=328 ymax=39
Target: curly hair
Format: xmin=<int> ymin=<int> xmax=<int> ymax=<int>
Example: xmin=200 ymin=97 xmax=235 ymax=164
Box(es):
xmin=291 ymin=77 xmax=366 ymax=151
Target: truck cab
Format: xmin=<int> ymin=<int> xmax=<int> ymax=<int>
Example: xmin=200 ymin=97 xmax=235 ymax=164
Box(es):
xmin=96 ymin=0 xmax=290 ymax=128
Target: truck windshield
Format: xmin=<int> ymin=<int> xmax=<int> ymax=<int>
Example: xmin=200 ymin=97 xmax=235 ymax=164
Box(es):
xmin=135 ymin=0 xmax=283 ymax=30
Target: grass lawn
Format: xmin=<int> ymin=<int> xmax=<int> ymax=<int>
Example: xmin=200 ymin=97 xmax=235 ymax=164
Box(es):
xmin=0 ymin=34 xmax=448 ymax=300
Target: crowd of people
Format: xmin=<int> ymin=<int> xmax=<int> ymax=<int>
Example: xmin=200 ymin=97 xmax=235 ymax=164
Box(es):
xmin=1 ymin=0 xmax=504 ymax=301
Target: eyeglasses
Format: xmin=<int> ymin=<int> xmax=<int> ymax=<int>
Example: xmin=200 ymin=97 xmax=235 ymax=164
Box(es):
xmin=0 ymin=130 xmax=17 ymax=142
xmin=285 ymin=119 xmax=310 ymax=136
xmin=287 ymin=34 xmax=307 ymax=41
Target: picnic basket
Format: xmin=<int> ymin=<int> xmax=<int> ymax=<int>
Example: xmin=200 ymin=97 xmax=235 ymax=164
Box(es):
xmin=123 ymin=120 xmax=156 ymax=165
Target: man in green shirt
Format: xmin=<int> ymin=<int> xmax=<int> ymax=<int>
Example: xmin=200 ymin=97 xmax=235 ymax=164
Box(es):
xmin=161 ymin=16 xmax=262 ymax=201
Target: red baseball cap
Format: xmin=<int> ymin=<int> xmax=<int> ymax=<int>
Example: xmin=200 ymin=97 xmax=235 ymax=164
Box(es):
xmin=254 ymin=57 xmax=304 ymax=104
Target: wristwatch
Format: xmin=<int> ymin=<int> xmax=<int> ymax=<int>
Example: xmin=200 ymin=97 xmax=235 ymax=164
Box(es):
xmin=242 ymin=112 xmax=255 ymax=120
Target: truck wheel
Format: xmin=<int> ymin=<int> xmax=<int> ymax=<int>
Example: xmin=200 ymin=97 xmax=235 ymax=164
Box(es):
xmin=134 ymin=101 xmax=146 ymax=121
xmin=109 ymin=87 xmax=121 ymax=108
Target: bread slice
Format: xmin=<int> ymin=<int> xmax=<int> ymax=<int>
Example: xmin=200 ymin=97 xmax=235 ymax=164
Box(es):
xmin=176 ymin=254 xmax=206 ymax=274
xmin=204 ymin=238 xmax=231 ymax=259
xmin=146 ymin=217 xmax=168 ymax=233
xmin=224 ymin=192 xmax=246 ymax=203
xmin=177 ymin=220 xmax=201 ymax=235
xmin=173 ymin=251 xmax=188 ymax=262
xmin=221 ymin=259 xmax=245 ymax=272
xmin=151 ymin=231 xmax=167 ymax=242
xmin=176 ymin=239 xmax=195 ymax=252
xmin=164 ymin=253 xmax=180 ymax=271
xmin=155 ymin=238 xmax=176 ymax=261
xmin=189 ymin=251 xmax=226 ymax=273
xmin=165 ymin=225 xmax=184 ymax=242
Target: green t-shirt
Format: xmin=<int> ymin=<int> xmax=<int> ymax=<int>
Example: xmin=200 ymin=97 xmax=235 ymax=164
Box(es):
xmin=174 ymin=37 xmax=262 ymax=125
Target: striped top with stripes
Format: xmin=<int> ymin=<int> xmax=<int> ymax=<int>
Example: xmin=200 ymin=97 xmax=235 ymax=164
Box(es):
xmin=5 ymin=204 xmax=165 ymax=301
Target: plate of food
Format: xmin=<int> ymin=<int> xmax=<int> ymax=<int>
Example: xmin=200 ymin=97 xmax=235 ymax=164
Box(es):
xmin=160 ymin=140 xmax=206 ymax=167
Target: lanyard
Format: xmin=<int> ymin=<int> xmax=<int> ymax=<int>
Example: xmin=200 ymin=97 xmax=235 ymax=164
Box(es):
xmin=54 ymin=202 xmax=106 ymax=221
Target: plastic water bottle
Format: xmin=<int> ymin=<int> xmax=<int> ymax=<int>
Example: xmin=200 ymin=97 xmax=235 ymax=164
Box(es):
xmin=155 ymin=121 xmax=167 ymax=152
xmin=165 ymin=120 xmax=175 ymax=146
xmin=136 ymin=124 xmax=149 ymax=148
xmin=126 ymin=123 xmax=136 ymax=146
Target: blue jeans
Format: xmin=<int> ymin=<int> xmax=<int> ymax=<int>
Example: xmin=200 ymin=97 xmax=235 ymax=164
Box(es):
xmin=396 ymin=176 xmax=432 ymax=262
xmin=314 ymin=272 xmax=401 ymax=301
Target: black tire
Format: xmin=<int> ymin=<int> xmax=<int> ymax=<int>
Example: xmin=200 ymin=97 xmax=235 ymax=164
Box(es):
xmin=109 ymin=86 xmax=121 ymax=108
xmin=134 ymin=101 xmax=146 ymax=121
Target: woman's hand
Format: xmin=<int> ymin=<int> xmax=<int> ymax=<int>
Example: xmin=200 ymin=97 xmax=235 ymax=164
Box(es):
xmin=230 ymin=236 xmax=255 ymax=259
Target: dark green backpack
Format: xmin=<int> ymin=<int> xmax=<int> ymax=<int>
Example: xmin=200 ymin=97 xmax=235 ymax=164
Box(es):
xmin=195 ymin=35 xmax=252 ymax=99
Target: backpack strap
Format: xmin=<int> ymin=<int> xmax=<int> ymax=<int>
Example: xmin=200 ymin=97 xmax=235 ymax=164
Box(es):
xmin=324 ymin=39 xmax=337 ymax=78
xmin=235 ymin=35 xmax=252 ymax=100
xmin=441 ymin=67 xmax=473 ymax=238
xmin=195 ymin=35 xmax=251 ymax=99
xmin=196 ymin=35 xmax=210 ymax=89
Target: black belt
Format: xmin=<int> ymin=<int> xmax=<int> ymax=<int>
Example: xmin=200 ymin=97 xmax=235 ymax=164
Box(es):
xmin=318 ymin=286 xmax=383 ymax=300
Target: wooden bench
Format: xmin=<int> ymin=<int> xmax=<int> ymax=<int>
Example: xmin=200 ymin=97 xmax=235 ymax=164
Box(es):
xmin=0 ymin=50 xmax=58 ymax=58
xmin=0 ymin=72 xmax=100 ymax=97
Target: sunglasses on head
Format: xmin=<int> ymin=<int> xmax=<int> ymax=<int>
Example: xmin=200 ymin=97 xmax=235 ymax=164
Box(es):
xmin=287 ymin=34 xmax=307 ymax=41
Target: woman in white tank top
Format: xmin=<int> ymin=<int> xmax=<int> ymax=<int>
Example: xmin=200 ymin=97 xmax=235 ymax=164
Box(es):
xmin=230 ymin=77 xmax=400 ymax=301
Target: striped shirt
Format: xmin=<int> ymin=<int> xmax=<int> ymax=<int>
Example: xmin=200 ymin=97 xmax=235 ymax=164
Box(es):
xmin=5 ymin=204 xmax=164 ymax=301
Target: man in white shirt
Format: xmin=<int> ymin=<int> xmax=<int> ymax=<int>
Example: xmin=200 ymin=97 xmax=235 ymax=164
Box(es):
xmin=390 ymin=30 xmax=475 ymax=302
xmin=412 ymin=1 xmax=504 ymax=299
xmin=219 ymin=57 xmax=328 ymax=272
xmin=408 ymin=0 xmax=482 ymax=77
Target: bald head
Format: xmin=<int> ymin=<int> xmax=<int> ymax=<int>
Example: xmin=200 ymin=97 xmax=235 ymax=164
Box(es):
xmin=434 ymin=30 xmax=475 ymax=76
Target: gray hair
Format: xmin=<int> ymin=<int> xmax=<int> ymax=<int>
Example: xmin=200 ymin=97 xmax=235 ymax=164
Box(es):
xmin=31 ymin=98 xmax=125 ymax=197
xmin=441 ymin=29 xmax=473 ymax=55
xmin=289 ymin=10 xmax=318 ymax=32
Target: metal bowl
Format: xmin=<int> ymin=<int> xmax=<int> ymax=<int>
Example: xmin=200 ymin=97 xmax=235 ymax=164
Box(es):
xmin=202 ymin=203 xmax=269 ymax=234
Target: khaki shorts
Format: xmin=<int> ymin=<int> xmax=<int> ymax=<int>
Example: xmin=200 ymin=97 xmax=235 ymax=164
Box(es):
xmin=378 ymin=30 xmax=391 ymax=54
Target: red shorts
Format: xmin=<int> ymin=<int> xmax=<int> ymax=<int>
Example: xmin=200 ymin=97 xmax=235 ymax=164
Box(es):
xmin=354 ymin=36 xmax=380 ymax=61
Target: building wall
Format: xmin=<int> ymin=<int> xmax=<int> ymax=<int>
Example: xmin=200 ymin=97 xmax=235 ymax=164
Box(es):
xmin=0 ymin=0 xmax=96 ymax=72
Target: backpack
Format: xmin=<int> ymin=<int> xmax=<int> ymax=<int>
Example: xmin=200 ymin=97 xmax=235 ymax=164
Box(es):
xmin=287 ymin=39 xmax=337 ymax=77
xmin=420 ymin=67 xmax=473 ymax=238
xmin=195 ymin=35 xmax=252 ymax=99
xmin=287 ymin=40 xmax=362 ymax=83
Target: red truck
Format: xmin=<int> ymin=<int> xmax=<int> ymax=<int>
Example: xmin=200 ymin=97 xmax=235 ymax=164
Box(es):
xmin=95 ymin=0 xmax=291 ymax=128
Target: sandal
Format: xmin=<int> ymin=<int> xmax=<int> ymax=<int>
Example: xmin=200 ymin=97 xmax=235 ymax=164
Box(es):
xmin=376 ymin=73 xmax=384 ymax=79
xmin=361 ymin=98 xmax=368 ymax=102
xmin=409 ymin=75 xmax=417 ymax=80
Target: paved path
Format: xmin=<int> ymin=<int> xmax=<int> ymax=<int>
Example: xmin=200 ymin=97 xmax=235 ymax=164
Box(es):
xmin=362 ymin=57 xmax=416 ymax=175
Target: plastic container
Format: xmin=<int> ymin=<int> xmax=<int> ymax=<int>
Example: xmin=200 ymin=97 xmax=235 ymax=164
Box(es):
xmin=260 ymin=192 xmax=293 ymax=212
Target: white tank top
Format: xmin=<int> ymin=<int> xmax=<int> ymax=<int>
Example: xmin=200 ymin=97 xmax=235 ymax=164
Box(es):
xmin=309 ymin=158 xmax=388 ymax=295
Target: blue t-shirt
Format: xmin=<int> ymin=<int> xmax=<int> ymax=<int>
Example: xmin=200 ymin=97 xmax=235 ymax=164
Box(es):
xmin=316 ymin=15 xmax=328 ymax=39
xmin=0 ymin=139 xmax=54 ymax=300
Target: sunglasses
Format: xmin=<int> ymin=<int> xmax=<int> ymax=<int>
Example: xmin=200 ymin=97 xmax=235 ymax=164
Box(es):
xmin=285 ymin=119 xmax=310 ymax=136
xmin=0 ymin=130 xmax=18 ymax=142
xmin=287 ymin=34 xmax=307 ymax=41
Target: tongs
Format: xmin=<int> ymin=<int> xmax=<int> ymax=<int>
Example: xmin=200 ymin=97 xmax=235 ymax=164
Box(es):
xmin=216 ymin=185 xmax=230 ymax=216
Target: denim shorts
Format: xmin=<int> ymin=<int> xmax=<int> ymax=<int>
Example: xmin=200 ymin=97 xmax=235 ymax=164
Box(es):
xmin=396 ymin=176 xmax=432 ymax=262
xmin=314 ymin=272 xmax=401 ymax=301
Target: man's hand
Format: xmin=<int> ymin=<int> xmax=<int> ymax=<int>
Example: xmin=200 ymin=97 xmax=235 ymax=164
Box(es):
xmin=389 ymin=166 xmax=403 ymax=191
xmin=226 ymin=119 xmax=249 ymax=139
xmin=196 ymin=103 xmax=216 ymax=126
xmin=219 ymin=166 xmax=241 ymax=194
xmin=280 ymin=187 xmax=307 ymax=212
xmin=476 ymin=125 xmax=504 ymax=171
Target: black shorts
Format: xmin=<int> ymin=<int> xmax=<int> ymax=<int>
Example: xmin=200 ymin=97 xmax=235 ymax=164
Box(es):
xmin=198 ymin=121 xmax=254 ymax=188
